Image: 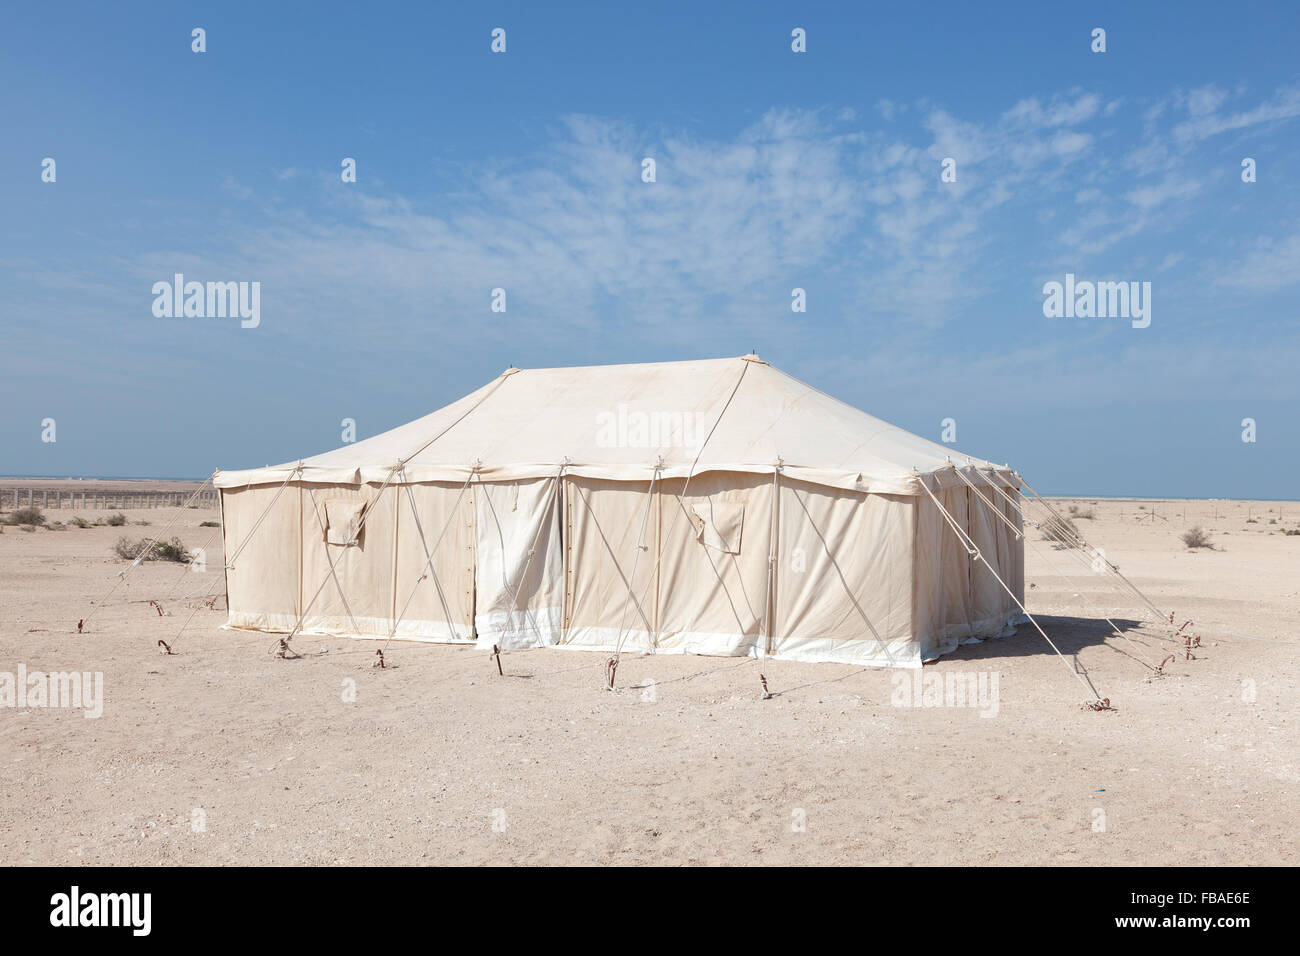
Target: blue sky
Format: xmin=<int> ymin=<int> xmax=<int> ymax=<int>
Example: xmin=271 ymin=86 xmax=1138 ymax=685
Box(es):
xmin=2 ymin=1 xmax=1298 ymax=497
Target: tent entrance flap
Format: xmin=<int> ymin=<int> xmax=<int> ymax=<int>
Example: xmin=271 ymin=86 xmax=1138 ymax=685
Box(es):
xmin=472 ymin=476 xmax=564 ymax=650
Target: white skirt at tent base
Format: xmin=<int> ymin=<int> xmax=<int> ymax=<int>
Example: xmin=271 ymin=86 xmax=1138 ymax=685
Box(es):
xmin=215 ymin=355 xmax=1030 ymax=668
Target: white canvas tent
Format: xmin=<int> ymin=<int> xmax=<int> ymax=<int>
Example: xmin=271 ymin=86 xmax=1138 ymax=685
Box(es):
xmin=213 ymin=355 xmax=1029 ymax=667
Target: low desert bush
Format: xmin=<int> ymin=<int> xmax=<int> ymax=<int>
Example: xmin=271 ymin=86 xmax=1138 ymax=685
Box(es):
xmin=5 ymin=506 xmax=45 ymax=526
xmin=68 ymin=516 xmax=91 ymax=528
xmin=104 ymin=512 xmax=127 ymax=526
xmin=1181 ymin=526 xmax=1213 ymax=549
xmin=113 ymin=536 xmax=189 ymax=562
xmin=1042 ymin=517 xmax=1081 ymax=547
xmin=199 ymin=520 xmax=220 ymax=528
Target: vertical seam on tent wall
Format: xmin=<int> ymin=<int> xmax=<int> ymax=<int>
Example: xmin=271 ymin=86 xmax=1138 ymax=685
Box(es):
xmin=764 ymin=467 xmax=780 ymax=656
xmin=965 ymin=486 xmax=975 ymax=622
xmin=390 ymin=481 xmax=399 ymax=627
xmin=773 ymin=470 xmax=781 ymax=654
xmin=297 ymin=484 xmax=304 ymax=622
xmin=653 ymin=477 xmax=662 ymax=648
xmin=468 ymin=475 xmax=477 ymax=637
xmin=218 ymin=489 xmax=229 ymax=616
xmin=562 ymin=477 xmax=571 ymax=633
xmin=964 ymin=486 xmax=971 ymax=598
xmin=997 ymin=488 xmax=1010 ymax=615
xmin=909 ymin=494 xmax=919 ymax=650
xmin=955 ymin=487 xmax=976 ymax=637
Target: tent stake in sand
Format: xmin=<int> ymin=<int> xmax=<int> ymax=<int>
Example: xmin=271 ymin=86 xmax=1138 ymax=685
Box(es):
xmin=492 ymin=644 xmax=503 ymax=676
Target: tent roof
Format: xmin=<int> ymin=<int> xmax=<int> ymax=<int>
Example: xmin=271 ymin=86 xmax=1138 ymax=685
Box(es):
xmin=214 ymin=355 xmax=1015 ymax=494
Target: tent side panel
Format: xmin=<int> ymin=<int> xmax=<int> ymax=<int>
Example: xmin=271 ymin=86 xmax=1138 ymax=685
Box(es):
xmin=472 ymin=477 xmax=564 ymax=650
xmin=1006 ymin=489 xmax=1026 ymax=608
xmin=967 ymin=488 xmax=1008 ymax=625
xmin=391 ymin=482 xmax=476 ymax=642
xmin=771 ymin=480 xmax=916 ymax=666
xmin=912 ymin=486 xmax=1025 ymax=661
xmin=654 ymin=472 xmax=772 ymax=657
xmin=298 ymin=482 xmax=399 ymax=637
xmin=223 ymin=484 xmax=302 ymax=632
xmin=559 ymin=476 xmax=658 ymax=652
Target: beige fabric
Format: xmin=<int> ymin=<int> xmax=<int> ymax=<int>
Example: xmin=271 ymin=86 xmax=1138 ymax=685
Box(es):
xmin=298 ymin=483 xmax=397 ymax=637
xmin=214 ymin=356 xmax=1015 ymax=494
xmin=690 ymin=499 xmax=744 ymax=554
xmin=323 ymin=499 xmax=365 ymax=546
xmin=559 ymin=476 xmax=659 ymax=651
xmin=391 ymin=482 xmax=474 ymax=642
xmin=223 ymin=483 xmax=301 ymax=632
xmin=216 ymin=356 xmax=1027 ymax=668
xmin=912 ymin=486 xmax=1025 ymax=661
xmin=473 ymin=477 xmax=564 ymax=650
xmin=654 ymin=474 xmax=771 ymax=656
xmin=772 ymin=479 xmax=916 ymax=665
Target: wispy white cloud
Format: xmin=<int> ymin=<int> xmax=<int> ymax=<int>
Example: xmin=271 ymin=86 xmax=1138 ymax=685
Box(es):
xmin=1216 ymin=232 xmax=1300 ymax=292
xmin=1173 ymin=84 xmax=1300 ymax=143
xmin=81 ymin=81 xmax=1299 ymax=355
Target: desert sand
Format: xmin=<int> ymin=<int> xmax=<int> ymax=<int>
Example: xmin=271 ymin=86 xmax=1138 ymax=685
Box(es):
xmin=1 ymin=484 xmax=1296 ymax=865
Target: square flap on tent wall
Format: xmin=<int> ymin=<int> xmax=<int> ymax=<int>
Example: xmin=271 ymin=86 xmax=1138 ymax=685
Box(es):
xmin=690 ymin=499 xmax=744 ymax=553
xmin=323 ymin=499 xmax=366 ymax=546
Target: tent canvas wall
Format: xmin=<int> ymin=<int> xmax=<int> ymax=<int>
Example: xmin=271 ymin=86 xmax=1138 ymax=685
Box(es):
xmin=214 ymin=356 xmax=1026 ymax=667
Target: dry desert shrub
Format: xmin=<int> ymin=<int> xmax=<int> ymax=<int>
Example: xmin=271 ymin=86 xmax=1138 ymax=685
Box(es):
xmin=1042 ymin=516 xmax=1082 ymax=547
xmin=1181 ymin=526 xmax=1213 ymax=549
xmin=113 ymin=536 xmax=189 ymax=562
xmin=5 ymin=506 xmax=45 ymax=526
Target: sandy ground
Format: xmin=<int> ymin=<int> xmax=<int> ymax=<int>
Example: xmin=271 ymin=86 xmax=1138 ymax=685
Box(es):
xmin=1 ymin=488 xmax=1296 ymax=865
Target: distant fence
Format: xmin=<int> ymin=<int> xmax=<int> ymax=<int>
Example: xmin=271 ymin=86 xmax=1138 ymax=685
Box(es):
xmin=2 ymin=489 xmax=219 ymax=511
